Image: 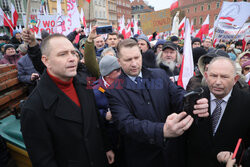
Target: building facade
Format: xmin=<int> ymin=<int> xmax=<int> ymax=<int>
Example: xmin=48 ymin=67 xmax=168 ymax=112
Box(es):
xmin=108 ymin=0 xmax=117 ymax=28
xmin=178 ymin=0 xmax=249 ymax=30
xmin=117 ymin=0 xmax=132 ymax=24
xmin=131 ymin=0 xmax=154 ymax=26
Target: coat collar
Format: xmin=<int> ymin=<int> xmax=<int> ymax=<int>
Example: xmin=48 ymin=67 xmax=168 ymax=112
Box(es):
xmin=37 ymin=71 xmax=83 ymax=124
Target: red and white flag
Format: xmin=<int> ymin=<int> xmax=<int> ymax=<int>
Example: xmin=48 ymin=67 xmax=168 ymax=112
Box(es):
xmin=170 ymin=0 xmax=178 ymax=11
xmin=195 ymin=14 xmax=209 ymax=40
xmin=178 ymin=17 xmax=186 ymax=30
xmin=86 ymin=0 xmax=91 ymax=3
xmin=178 ymin=18 xmax=194 ymax=90
xmin=80 ymin=8 xmax=87 ymax=28
xmin=215 ymin=1 xmax=250 ymax=27
xmin=10 ymin=3 xmax=18 ymax=28
xmin=119 ymin=15 xmax=126 ymax=37
xmin=0 ymin=7 xmax=14 ymax=35
xmin=190 ymin=19 xmax=194 ymax=36
xmin=133 ymin=19 xmax=140 ymax=35
xmin=208 ymin=27 xmax=214 ymax=39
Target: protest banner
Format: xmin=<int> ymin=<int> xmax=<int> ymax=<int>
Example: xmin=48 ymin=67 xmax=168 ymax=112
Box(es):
xmin=214 ymin=23 xmax=250 ymax=41
xmin=140 ymin=9 xmax=171 ymax=35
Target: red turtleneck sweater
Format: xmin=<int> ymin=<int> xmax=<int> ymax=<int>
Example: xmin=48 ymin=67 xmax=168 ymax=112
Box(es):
xmin=47 ymin=70 xmax=81 ymax=107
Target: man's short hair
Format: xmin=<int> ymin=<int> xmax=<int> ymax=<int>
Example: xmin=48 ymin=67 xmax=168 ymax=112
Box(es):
xmin=118 ymin=34 xmax=124 ymax=40
xmin=41 ymin=33 xmax=67 ymax=56
xmin=101 ymin=47 xmax=116 ymax=58
xmin=106 ymin=32 xmax=118 ymax=40
xmin=117 ymin=39 xmax=139 ymax=58
xmin=209 ymin=56 xmax=237 ymax=76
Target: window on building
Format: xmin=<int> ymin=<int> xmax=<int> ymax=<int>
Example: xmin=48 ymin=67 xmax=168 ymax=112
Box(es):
xmin=194 ymin=7 xmax=197 ymax=12
xmin=95 ymin=0 xmax=97 ymax=4
xmin=208 ymin=4 xmax=210 ymax=10
xmin=15 ymin=0 xmax=23 ymax=13
xmin=95 ymin=10 xmax=98 ymax=18
xmin=214 ymin=15 xmax=218 ymax=21
xmin=138 ymin=14 xmax=140 ymax=19
xmin=201 ymin=5 xmax=204 ymax=11
xmin=216 ymin=2 xmax=220 ymax=8
xmin=103 ymin=11 xmax=105 ymax=18
xmin=1 ymin=0 xmax=9 ymax=11
xmin=193 ymin=18 xmax=197 ymax=25
xmin=99 ymin=11 xmax=102 ymax=18
xmin=199 ymin=17 xmax=203 ymax=24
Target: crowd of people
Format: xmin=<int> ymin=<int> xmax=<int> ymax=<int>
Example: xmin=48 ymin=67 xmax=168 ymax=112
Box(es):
xmin=0 ymin=27 xmax=250 ymax=167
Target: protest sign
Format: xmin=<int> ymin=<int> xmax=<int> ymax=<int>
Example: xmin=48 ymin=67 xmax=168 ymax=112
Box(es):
xmin=140 ymin=9 xmax=171 ymax=35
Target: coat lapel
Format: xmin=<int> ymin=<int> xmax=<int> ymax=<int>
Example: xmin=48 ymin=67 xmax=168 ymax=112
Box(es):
xmin=38 ymin=72 xmax=82 ymax=124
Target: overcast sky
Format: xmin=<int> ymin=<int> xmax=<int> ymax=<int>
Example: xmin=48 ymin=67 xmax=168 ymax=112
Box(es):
xmin=130 ymin=0 xmax=172 ymax=11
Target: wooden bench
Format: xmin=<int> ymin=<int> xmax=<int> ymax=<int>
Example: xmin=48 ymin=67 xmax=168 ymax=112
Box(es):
xmin=0 ymin=64 xmax=28 ymax=120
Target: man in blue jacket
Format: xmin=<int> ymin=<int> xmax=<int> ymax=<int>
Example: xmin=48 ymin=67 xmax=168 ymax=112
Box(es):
xmin=106 ymin=39 xmax=209 ymax=167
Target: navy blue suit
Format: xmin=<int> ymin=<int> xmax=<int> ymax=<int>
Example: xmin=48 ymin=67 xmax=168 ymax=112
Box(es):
xmin=106 ymin=67 xmax=186 ymax=167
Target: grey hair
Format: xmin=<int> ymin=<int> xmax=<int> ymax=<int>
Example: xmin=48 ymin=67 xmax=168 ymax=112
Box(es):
xmin=208 ymin=56 xmax=237 ymax=76
xmin=155 ymin=50 xmax=182 ymax=67
xmin=101 ymin=47 xmax=116 ymax=58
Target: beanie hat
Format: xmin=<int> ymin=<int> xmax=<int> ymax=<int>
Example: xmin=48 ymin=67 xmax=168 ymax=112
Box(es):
xmin=241 ymin=60 xmax=250 ymax=69
xmin=137 ymin=34 xmax=151 ymax=48
xmin=13 ymin=30 xmax=20 ymax=37
xmin=41 ymin=30 xmax=49 ymax=39
xmin=17 ymin=44 xmax=28 ymax=53
xmin=4 ymin=44 xmax=15 ymax=53
xmin=170 ymin=36 xmax=179 ymax=42
xmin=155 ymin=39 xmax=166 ymax=49
xmin=192 ymin=47 xmax=207 ymax=65
xmin=99 ymin=55 xmax=120 ymax=76
xmin=192 ymin=38 xmax=201 ymax=45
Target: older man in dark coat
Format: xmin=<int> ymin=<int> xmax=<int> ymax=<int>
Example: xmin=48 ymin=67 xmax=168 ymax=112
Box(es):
xmin=105 ymin=39 xmax=209 ymax=167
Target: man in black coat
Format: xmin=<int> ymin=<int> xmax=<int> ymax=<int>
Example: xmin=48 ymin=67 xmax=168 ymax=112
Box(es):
xmin=21 ymin=32 xmax=114 ymax=167
xmin=105 ymin=39 xmax=209 ymax=167
xmin=186 ymin=56 xmax=250 ymax=167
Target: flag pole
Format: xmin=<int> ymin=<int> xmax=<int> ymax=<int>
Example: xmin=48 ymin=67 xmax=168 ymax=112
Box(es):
xmin=25 ymin=0 xmax=31 ymax=29
xmin=212 ymin=27 xmax=217 ymax=44
xmin=3 ymin=14 xmax=14 ymax=31
xmin=230 ymin=23 xmax=245 ymax=45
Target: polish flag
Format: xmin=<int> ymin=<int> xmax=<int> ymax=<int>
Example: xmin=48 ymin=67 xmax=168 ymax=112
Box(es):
xmin=133 ymin=19 xmax=140 ymax=35
xmin=10 ymin=3 xmax=18 ymax=28
xmin=178 ymin=17 xmax=186 ymax=30
xmin=208 ymin=28 xmax=214 ymax=39
xmin=119 ymin=15 xmax=126 ymax=37
xmin=177 ymin=18 xmax=194 ymax=89
xmin=131 ymin=19 xmax=134 ymax=28
xmin=80 ymin=8 xmax=87 ymax=28
xmin=170 ymin=0 xmax=179 ymax=11
xmin=0 ymin=7 xmax=14 ymax=35
xmin=86 ymin=0 xmax=91 ymax=3
xmin=125 ymin=20 xmax=131 ymax=39
xmin=195 ymin=14 xmax=209 ymax=40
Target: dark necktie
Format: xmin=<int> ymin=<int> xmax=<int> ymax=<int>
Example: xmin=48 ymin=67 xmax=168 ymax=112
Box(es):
xmin=135 ymin=76 xmax=144 ymax=89
xmin=211 ymin=99 xmax=223 ymax=135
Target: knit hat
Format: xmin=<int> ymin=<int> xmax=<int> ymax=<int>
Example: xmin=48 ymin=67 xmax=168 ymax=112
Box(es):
xmin=99 ymin=55 xmax=120 ymax=76
xmin=155 ymin=39 xmax=166 ymax=49
xmin=192 ymin=47 xmax=207 ymax=65
xmin=137 ymin=34 xmax=151 ymax=48
xmin=162 ymin=41 xmax=178 ymax=51
xmin=41 ymin=30 xmax=49 ymax=39
xmin=4 ymin=44 xmax=15 ymax=53
xmin=170 ymin=36 xmax=179 ymax=42
xmin=17 ymin=44 xmax=28 ymax=53
xmin=13 ymin=30 xmax=20 ymax=37
xmin=241 ymin=60 xmax=250 ymax=69
xmin=192 ymin=38 xmax=201 ymax=45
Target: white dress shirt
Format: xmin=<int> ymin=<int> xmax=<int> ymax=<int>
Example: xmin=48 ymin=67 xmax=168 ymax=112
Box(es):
xmin=210 ymin=89 xmax=232 ymax=134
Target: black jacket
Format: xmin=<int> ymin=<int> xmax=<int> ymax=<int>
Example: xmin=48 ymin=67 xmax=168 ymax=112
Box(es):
xmin=21 ymin=71 xmax=109 ymax=167
xmin=186 ymin=87 xmax=250 ymax=167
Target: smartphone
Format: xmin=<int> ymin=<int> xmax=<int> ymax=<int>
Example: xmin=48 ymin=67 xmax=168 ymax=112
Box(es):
xmin=183 ymin=87 xmax=204 ymax=117
xmin=96 ymin=25 xmax=112 ymax=34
